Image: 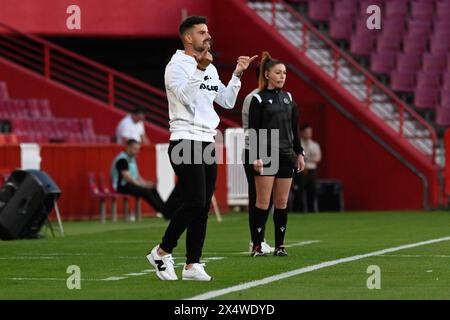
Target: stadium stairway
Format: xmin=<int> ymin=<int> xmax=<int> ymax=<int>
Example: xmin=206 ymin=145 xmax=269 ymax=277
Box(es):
xmin=249 ymin=1 xmax=444 ymax=166
xmin=0 ymin=20 xmax=240 ymax=144
xmin=210 ymin=0 xmax=442 ymax=209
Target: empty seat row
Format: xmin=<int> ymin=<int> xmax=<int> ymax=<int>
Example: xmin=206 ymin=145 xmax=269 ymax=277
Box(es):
xmin=0 ymin=99 xmax=53 ymax=119
xmin=308 ymin=0 xmax=450 ymax=22
xmin=371 ymin=53 xmax=450 ymax=75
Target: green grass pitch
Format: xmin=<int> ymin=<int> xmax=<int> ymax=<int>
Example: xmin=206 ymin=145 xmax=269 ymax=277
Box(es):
xmin=1 ymin=211 xmax=450 ymax=300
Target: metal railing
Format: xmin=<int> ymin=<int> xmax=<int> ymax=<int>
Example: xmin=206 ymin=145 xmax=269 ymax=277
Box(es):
xmin=248 ymin=0 xmax=437 ymax=163
xmin=0 ymin=21 xmax=169 ymax=129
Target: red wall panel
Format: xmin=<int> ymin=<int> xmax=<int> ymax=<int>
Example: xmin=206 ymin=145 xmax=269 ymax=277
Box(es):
xmin=39 ymin=144 xmax=158 ymax=220
xmin=0 ymin=144 xmax=229 ymax=221
xmin=0 ymin=0 xmax=213 ymax=37
xmin=0 ymin=145 xmax=21 ymax=172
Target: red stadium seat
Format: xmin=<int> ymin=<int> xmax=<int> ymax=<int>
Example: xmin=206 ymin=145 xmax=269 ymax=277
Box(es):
xmin=97 ymin=172 xmax=141 ymax=222
xmin=411 ymin=0 xmax=434 ymax=19
xmin=385 ymin=0 xmax=408 ymax=18
xmin=333 ymin=0 xmax=357 ymax=18
xmin=414 ymin=87 xmax=440 ymax=109
xmin=396 ymin=53 xmax=422 ymax=73
xmin=370 ymin=51 xmax=397 ymax=75
xmin=377 ymin=34 xmax=402 ymax=53
xmin=403 ymin=34 xmax=428 ymax=54
xmin=329 ymin=16 xmax=353 ymax=41
xmin=0 ymin=82 xmax=9 ymax=100
xmin=88 ymin=172 xmax=109 ymax=223
xmin=423 ymin=53 xmax=448 ymax=72
xmin=436 ymin=105 xmax=450 ymax=126
xmin=416 ymin=71 xmax=442 ymax=88
xmin=390 ymin=70 xmax=416 ymax=93
xmin=308 ymin=0 xmax=332 ymax=21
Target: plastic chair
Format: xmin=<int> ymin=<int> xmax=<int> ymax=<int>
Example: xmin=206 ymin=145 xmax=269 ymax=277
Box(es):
xmin=390 ymin=70 xmax=416 ymax=93
xmin=414 ymin=87 xmax=440 ymax=109
xmin=88 ymin=172 xmax=110 ymax=223
xmin=98 ymin=172 xmax=141 ymax=222
xmin=370 ymin=51 xmax=397 ymax=75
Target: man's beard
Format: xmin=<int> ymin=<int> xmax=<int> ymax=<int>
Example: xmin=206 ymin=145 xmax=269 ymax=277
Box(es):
xmin=194 ymin=40 xmax=212 ymax=53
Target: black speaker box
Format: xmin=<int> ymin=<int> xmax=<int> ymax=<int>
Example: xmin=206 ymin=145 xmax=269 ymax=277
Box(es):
xmin=0 ymin=170 xmax=60 ymax=240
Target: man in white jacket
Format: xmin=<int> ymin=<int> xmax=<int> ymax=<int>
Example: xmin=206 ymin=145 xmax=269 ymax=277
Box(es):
xmin=147 ymin=16 xmax=256 ymax=281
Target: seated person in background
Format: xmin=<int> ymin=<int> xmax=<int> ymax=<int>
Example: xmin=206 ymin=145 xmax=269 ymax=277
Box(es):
xmin=111 ymin=139 xmax=176 ymax=219
xmin=116 ymin=107 xmax=150 ymax=144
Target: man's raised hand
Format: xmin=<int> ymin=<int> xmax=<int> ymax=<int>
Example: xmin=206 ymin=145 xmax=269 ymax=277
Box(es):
xmin=194 ymin=47 xmax=213 ymax=70
xmin=235 ymin=55 xmax=258 ymax=75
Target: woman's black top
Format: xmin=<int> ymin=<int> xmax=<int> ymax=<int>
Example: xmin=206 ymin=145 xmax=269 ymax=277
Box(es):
xmin=248 ymin=88 xmax=303 ymax=160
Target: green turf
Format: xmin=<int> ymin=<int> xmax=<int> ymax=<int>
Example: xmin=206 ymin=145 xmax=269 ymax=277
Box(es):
xmin=1 ymin=211 xmax=450 ymax=300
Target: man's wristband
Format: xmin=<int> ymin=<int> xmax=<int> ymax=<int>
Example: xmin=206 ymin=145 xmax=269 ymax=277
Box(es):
xmin=233 ymin=71 xmax=243 ymax=78
xmin=197 ymin=65 xmax=206 ymax=71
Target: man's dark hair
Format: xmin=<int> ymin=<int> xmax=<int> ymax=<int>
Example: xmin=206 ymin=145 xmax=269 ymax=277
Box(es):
xmin=132 ymin=106 xmax=146 ymax=115
xmin=300 ymin=124 xmax=311 ymax=131
xmin=126 ymin=139 xmax=140 ymax=147
xmin=179 ymin=16 xmax=207 ymax=36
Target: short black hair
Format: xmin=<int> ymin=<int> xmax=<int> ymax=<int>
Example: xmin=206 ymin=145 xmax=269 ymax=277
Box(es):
xmin=132 ymin=106 xmax=145 ymax=115
xmin=179 ymin=16 xmax=207 ymax=36
xmin=126 ymin=139 xmax=140 ymax=147
xmin=300 ymin=124 xmax=311 ymax=131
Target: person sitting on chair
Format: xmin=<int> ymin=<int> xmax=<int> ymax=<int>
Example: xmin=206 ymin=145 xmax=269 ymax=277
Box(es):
xmin=111 ymin=139 xmax=174 ymax=219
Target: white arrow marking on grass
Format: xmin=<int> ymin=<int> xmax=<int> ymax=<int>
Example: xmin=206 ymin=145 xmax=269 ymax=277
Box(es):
xmin=187 ymin=236 xmax=450 ymax=300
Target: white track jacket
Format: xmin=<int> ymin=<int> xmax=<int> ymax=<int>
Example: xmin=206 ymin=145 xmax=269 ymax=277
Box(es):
xmin=164 ymin=50 xmax=241 ymax=142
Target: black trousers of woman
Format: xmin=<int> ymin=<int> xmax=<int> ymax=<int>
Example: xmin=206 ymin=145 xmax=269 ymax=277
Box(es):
xmin=160 ymin=139 xmax=217 ymax=264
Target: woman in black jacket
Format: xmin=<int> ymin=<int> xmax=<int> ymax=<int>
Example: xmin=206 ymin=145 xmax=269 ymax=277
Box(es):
xmin=248 ymin=52 xmax=305 ymax=257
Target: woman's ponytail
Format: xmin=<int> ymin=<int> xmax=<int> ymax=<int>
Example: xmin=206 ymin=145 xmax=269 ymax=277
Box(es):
xmin=258 ymin=51 xmax=272 ymax=91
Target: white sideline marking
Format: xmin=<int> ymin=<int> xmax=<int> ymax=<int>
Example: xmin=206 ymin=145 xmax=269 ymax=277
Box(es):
xmin=102 ymin=276 xmax=129 ymax=281
xmin=380 ymin=254 xmax=450 ymax=258
xmin=6 ymin=256 xmax=226 ymax=282
xmin=284 ymin=240 xmax=321 ymax=248
xmin=0 ymin=257 xmax=55 ymax=260
xmin=9 ymin=277 xmax=106 ymax=281
xmin=22 ymin=253 xmax=103 ymax=256
xmin=186 ymin=236 xmax=450 ymax=300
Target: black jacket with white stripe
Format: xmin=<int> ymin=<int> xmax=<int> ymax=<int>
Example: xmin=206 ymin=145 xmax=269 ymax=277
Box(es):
xmin=248 ymin=88 xmax=303 ymax=159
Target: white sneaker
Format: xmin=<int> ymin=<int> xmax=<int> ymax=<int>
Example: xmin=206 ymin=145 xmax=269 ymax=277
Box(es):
xmin=249 ymin=240 xmax=274 ymax=254
xmin=182 ymin=263 xmax=213 ymax=281
xmin=146 ymin=245 xmax=178 ymax=280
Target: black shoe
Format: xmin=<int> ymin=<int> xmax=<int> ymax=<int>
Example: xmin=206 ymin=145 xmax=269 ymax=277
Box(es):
xmin=274 ymin=246 xmax=288 ymax=257
xmin=251 ymin=245 xmax=267 ymax=257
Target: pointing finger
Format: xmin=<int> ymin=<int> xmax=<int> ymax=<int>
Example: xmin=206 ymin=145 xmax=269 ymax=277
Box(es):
xmin=249 ymin=55 xmax=258 ymax=62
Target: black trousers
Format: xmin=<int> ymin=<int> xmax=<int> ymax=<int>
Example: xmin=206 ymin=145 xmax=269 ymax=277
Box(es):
xmin=118 ymin=183 xmax=183 ymax=219
xmin=243 ymin=149 xmax=257 ymax=244
xmin=295 ymin=169 xmax=318 ymax=213
xmin=160 ymin=139 xmax=217 ymax=264
xmin=118 ymin=183 xmax=165 ymax=213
